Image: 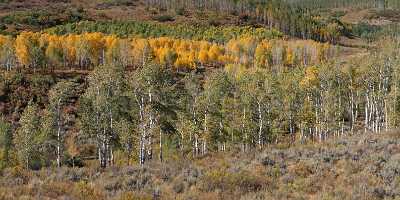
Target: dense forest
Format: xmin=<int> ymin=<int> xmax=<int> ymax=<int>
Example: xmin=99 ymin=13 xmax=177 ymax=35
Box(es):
xmin=0 ymin=35 xmax=397 ymax=168
xmin=0 ymin=0 xmax=400 ymax=199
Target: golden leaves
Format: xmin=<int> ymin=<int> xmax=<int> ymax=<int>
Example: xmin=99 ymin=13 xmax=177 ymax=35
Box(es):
xmin=4 ymin=32 xmax=336 ymax=70
xmin=15 ymin=32 xmax=39 ymax=66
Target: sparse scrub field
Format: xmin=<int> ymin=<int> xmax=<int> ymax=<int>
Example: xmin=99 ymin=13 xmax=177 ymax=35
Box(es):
xmin=0 ymin=132 xmax=398 ymax=199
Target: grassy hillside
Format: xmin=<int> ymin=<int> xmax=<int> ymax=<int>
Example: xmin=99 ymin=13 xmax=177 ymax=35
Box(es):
xmin=0 ymin=131 xmax=398 ymax=199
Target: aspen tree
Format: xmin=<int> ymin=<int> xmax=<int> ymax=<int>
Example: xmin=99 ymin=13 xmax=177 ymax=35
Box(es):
xmin=42 ymin=80 xmax=76 ymax=167
xmin=80 ymin=64 xmax=125 ymax=168
xmin=15 ymin=32 xmax=45 ymax=71
xmin=0 ymin=35 xmax=15 ymax=70
xmin=14 ymin=101 xmax=40 ymax=169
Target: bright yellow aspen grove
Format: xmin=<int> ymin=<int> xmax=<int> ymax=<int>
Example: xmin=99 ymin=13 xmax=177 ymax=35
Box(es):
xmin=83 ymin=32 xmax=105 ymax=66
xmin=44 ymin=34 xmax=64 ymax=66
xmin=5 ymin=32 xmax=337 ymax=70
xmin=64 ymin=34 xmax=79 ymax=66
xmin=15 ymin=32 xmax=38 ymax=66
xmin=198 ymin=49 xmax=209 ymax=64
xmin=0 ymin=35 xmax=14 ymax=69
xmin=255 ymin=40 xmax=272 ymax=68
xmin=104 ymin=35 xmax=120 ymax=64
xmin=131 ymin=38 xmax=151 ymax=65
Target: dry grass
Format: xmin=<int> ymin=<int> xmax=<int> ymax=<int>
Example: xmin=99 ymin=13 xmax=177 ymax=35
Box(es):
xmin=0 ymin=131 xmax=398 ymax=199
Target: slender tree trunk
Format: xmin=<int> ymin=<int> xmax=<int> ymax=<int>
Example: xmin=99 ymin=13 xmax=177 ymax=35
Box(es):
xmin=148 ymin=87 xmax=153 ymax=160
xmin=56 ymin=100 xmax=61 ymax=168
xmin=242 ymin=107 xmax=247 ymax=152
xmin=159 ymin=129 xmax=163 ymax=162
xmin=203 ymin=109 xmax=208 ymax=155
xmin=257 ymin=101 xmax=263 ymax=149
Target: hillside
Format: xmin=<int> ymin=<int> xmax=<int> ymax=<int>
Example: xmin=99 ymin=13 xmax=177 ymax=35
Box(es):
xmin=1 ymin=1 xmax=400 ymax=200
xmin=0 ymin=131 xmax=399 ymax=199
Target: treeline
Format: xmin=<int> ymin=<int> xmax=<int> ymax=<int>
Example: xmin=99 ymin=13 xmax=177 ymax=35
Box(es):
xmin=0 ymin=32 xmax=336 ymax=71
xmin=284 ymin=0 xmax=400 ymax=10
xmin=351 ymin=23 xmax=400 ymax=42
xmin=45 ymin=21 xmax=283 ymax=43
xmin=147 ymin=0 xmax=400 ymax=11
xmin=0 ymin=38 xmax=399 ymax=169
xmin=144 ymin=0 xmax=349 ymax=43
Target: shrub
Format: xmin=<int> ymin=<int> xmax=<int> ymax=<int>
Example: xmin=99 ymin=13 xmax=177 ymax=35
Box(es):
xmin=118 ymin=191 xmax=152 ymax=200
xmin=73 ymin=181 xmax=105 ymax=200
xmin=200 ymin=169 xmax=266 ymax=193
xmin=152 ymin=15 xmax=175 ymax=22
xmin=172 ymin=181 xmax=185 ymax=193
xmin=175 ymin=8 xmax=185 ymax=16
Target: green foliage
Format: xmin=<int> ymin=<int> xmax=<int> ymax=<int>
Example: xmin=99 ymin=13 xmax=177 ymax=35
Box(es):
xmin=152 ymin=15 xmax=175 ymax=22
xmin=144 ymin=0 xmax=349 ymax=42
xmin=99 ymin=0 xmax=134 ymax=7
xmin=0 ymin=116 xmax=12 ymax=169
xmin=284 ymin=0 xmax=400 ymax=10
xmin=0 ymin=8 xmax=87 ymax=34
xmin=45 ymin=21 xmax=282 ymax=43
xmin=351 ymin=23 xmax=400 ymax=42
xmin=14 ymin=101 xmax=41 ymax=169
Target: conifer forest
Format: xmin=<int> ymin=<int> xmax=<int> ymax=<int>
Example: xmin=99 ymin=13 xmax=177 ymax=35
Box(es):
xmin=0 ymin=0 xmax=400 ymax=199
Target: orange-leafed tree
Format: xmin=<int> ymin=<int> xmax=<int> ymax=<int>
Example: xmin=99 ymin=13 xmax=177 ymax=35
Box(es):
xmin=83 ymin=32 xmax=105 ymax=66
xmin=255 ymin=40 xmax=272 ymax=69
xmin=0 ymin=35 xmax=15 ymax=70
xmin=104 ymin=35 xmax=120 ymax=65
xmin=43 ymin=34 xmax=64 ymax=68
xmin=15 ymin=31 xmax=45 ymax=70
xmin=132 ymin=38 xmax=152 ymax=66
xmin=63 ymin=34 xmax=79 ymax=68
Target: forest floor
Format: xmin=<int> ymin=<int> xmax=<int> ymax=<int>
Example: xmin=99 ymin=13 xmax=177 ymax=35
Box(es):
xmin=0 ymin=130 xmax=399 ymax=200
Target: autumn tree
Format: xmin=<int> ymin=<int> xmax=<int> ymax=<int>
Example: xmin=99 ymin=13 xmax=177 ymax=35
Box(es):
xmin=15 ymin=32 xmax=45 ymax=71
xmin=0 ymin=35 xmax=15 ymax=71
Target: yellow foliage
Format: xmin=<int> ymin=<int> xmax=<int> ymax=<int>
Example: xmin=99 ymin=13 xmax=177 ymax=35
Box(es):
xmin=300 ymin=66 xmax=320 ymax=89
xmin=157 ymin=47 xmax=177 ymax=65
xmin=208 ymin=44 xmax=224 ymax=61
xmin=6 ymin=32 xmax=335 ymax=70
xmin=15 ymin=31 xmax=42 ymax=66
xmin=285 ymin=46 xmax=294 ymax=66
xmin=104 ymin=35 xmax=120 ymax=63
xmin=225 ymin=63 xmax=247 ymax=79
xmin=131 ymin=38 xmax=151 ymax=65
xmin=226 ymin=36 xmax=258 ymax=66
xmin=255 ymin=40 xmax=271 ymax=68
xmin=64 ymin=34 xmax=79 ymax=65
xmin=43 ymin=34 xmax=64 ymax=65
xmin=198 ymin=49 xmax=209 ymax=64
xmin=83 ymin=32 xmax=105 ymax=65
xmin=0 ymin=35 xmax=14 ymax=67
